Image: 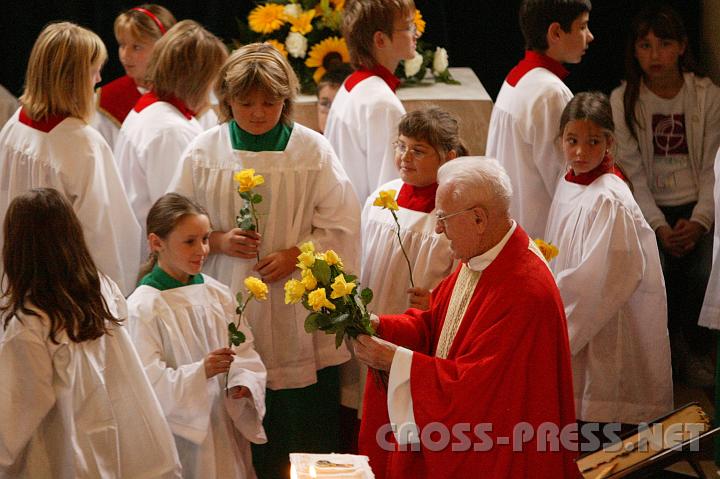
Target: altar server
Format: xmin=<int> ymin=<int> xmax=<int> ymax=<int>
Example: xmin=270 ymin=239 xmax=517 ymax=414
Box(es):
xmin=0 ymin=188 xmax=181 ymax=479
xmin=169 ymin=42 xmax=361 ymax=478
xmin=0 ymin=22 xmax=140 ymax=294
xmin=92 ymin=4 xmax=176 ymax=148
xmin=127 ymin=193 xmax=267 ymax=478
xmin=114 ymin=19 xmax=227 ymax=248
xmin=545 ymin=92 xmax=672 ymax=426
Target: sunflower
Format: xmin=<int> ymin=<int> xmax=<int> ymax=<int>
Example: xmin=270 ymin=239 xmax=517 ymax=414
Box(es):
xmin=414 ymin=9 xmax=426 ymax=36
xmin=265 ymin=39 xmax=288 ymax=58
xmin=305 ymin=36 xmax=350 ymax=83
xmin=248 ymin=3 xmax=286 ymax=34
xmin=287 ymin=10 xmax=316 ymax=35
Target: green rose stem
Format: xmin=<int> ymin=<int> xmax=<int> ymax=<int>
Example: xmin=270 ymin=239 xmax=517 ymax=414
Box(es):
xmin=390 ymin=209 xmax=415 ymax=288
xmin=250 ymin=201 xmax=260 ymax=262
xmin=225 ymin=293 xmax=254 ymax=395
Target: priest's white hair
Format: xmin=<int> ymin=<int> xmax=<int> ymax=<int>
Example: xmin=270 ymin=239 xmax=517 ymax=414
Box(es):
xmin=437 ymin=156 xmax=513 ymax=213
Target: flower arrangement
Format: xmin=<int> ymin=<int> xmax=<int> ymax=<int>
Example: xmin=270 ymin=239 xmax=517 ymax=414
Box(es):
xmin=234 ymin=168 xmax=265 ymax=261
xmin=373 ymin=189 xmax=415 ymax=287
xmin=236 ymin=0 xmax=458 ymax=93
xmin=534 ymin=238 xmax=559 ymax=262
xmin=284 ymin=241 xmax=375 ymax=347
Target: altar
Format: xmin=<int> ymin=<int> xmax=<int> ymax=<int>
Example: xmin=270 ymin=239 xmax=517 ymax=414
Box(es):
xmin=292 ymin=67 xmax=494 ymax=156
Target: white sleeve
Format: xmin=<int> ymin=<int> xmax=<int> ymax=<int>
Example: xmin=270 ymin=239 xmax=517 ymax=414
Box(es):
xmin=555 ymin=197 xmax=645 ymax=354
xmin=387 ymin=346 xmax=420 ymax=445
xmin=691 ymin=82 xmax=720 ymax=229
xmin=167 ymin=143 xmax=198 ymax=198
xmin=145 ymin=128 xmax=198 ymax=205
xmin=225 ymin=316 xmax=268 ymax=444
xmin=610 ymin=88 xmax=669 ymax=230
xmin=364 ymin=99 xmax=404 ymax=199
xmin=530 ymin=86 xmax=572 ymax=198
xmin=127 ymin=299 xmax=213 ymax=445
xmin=0 ymin=326 xmax=56 ymax=470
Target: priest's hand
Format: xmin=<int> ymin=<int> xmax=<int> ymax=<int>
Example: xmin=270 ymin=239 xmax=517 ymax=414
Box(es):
xmin=255 ymin=246 xmax=301 ymax=283
xmin=407 ymin=287 xmax=431 ymax=310
xmin=210 ymin=229 xmax=261 ymax=259
xmin=204 ymin=347 xmax=236 ymax=379
xmin=230 ymin=386 xmax=251 ymax=400
xmin=353 ymin=334 xmax=397 ymax=372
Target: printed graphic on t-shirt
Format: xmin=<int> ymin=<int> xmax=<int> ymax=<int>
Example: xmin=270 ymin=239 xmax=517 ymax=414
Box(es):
xmin=652 ymin=113 xmax=688 ymax=156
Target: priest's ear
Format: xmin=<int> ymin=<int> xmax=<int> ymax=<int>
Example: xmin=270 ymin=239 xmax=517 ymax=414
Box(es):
xmin=472 ymin=205 xmax=489 ymax=230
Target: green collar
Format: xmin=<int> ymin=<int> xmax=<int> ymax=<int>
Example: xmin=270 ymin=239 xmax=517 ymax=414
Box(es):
xmin=228 ymin=119 xmax=293 ymax=152
xmin=139 ymin=264 xmax=204 ymax=291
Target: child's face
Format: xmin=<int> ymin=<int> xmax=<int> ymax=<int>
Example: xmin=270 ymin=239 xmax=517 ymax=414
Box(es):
xmin=634 ymin=31 xmax=685 ymax=81
xmin=230 ymin=88 xmax=285 ymax=136
xmin=394 ymin=134 xmax=443 ymax=187
xmin=316 ymin=83 xmax=340 ymax=134
xmin=90 ymin=61 xmax=102 ymax=88
xmin=556 ymin=12 xmax=593 ymax=64
xmin=562 ymin=120 xmax=612 ymax=175
xmin=116 ymin=29 xmax=156 ymax=86
xmin=152 ymin=214 xmax=210 ymax=284
xmin=387 ymin=11 xmax=418 ymax=62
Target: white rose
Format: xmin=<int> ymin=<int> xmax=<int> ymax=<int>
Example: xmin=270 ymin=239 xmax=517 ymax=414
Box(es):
xmin=404 ymin=50 xmax=424 ymax=78
xmin=433 ymin=47 xmax=449 ymax=75
xmin=285 ymin=32 xmax=308 ymax=58
xmin=283 ymin=3 xmax=302 ymax=18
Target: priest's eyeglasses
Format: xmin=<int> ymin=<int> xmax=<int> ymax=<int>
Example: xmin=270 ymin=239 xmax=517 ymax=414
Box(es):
xmin=393 ymin=141 xmax=429 ymax=160
xmin=435 ymin=206 xmax=477 ymax=227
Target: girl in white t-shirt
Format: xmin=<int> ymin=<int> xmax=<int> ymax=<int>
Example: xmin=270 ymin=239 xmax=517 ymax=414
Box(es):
xmin=610 ymin=4 xmax=720 ymax=387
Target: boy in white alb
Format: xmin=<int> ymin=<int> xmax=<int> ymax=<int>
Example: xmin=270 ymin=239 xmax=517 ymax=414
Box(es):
xmin=324 ymin=0 xmax=418 ymax=203
xmin=486 ymin=0 xmax=593 ymax=239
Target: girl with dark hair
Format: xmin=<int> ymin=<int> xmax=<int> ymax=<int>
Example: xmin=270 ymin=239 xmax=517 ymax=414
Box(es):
xmin=0 ymin=188 xmax=180 ymax=478
xmin=610 ymin=4 xmax=720 ymax=387
xmin=546 ymin=92 xmax=672 ymax=438
xmin=126 ymin=192 xmax=267 ymax=479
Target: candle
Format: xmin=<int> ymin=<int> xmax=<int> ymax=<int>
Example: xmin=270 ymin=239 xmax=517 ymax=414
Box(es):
xmin=290 ymin=464 xmax=298 ymax=479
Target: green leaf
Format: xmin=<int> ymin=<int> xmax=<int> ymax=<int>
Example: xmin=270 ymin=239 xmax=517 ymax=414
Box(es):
xmin=236 ymin=291 xmax=243 ymax=305
xmin=239 ymin=191 xmax=252 ymax=201
xmin=304 ymin=312 xmax=322 ymax=333
xmin=311 ymin=259 xmax=331 ymax=284
xmin=228 ymin=322 xmax=246 ymax=346
xmin=251 ymin=193 xmax=263 ymax=204
xmin=335 ymin=328 xmax=346 ymax=349
xmin=360 ymin=287 xmax=373 ymax=306
xmin=343 ymin=274 xmax=357 ymax=283
xmin=239 ymin=217 xmax=255 ymax=231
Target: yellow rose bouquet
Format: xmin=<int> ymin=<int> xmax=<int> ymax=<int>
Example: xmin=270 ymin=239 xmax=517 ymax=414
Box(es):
xmin=284 ymin=241 xmax=375 ymax=348
xmin=533 ymin=238 xmax=560 ymax=262
xmin=234 ymin=168 xmax=265 ymax=261
xmin=374 ymin=189 xmax=415 ymax=287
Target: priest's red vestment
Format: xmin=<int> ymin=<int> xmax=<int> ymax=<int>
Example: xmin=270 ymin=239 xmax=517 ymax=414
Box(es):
xmin=359 ymin=226 xmax=579 ymax=478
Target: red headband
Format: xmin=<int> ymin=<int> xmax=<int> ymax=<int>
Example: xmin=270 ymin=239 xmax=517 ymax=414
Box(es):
xmin=131 ymin=7 xmax=167 ymax=35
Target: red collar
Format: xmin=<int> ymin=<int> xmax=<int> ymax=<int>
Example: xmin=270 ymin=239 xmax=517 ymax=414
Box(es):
xmin=344 ymin=65 xmax=401 ymax=92
xmin=506 ymin=50 xmax=569 ymax=87
xmin=18 ymin=107 xmax=68 ymax=133
xmin=396 ymin=182 xmax=438 ymax=213
xmin=96 ymin=75 xmax=142 ymax=126
xmin=565 ymin=155 xmax=627 ymax=186
xmin=133 ymin=91 xmax=196 ymax=120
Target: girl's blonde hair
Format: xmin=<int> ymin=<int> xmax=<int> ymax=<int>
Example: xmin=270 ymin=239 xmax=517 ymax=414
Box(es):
xmin=20 ymin=22 xmax=107 ymax=122
xmin=216 ymin=42 xmax=299 ymax=124
xmin=138 ymin=193 xmax=209 ymax=282
xmin=114 ymin=4 xmax=176 ymax=43
xmin=146 ymin=20 xmax=228 ymax=112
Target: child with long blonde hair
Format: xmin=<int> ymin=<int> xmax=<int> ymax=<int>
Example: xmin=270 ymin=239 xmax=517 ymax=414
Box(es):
xmin=0 ymin=21 xmax=140 ymax=294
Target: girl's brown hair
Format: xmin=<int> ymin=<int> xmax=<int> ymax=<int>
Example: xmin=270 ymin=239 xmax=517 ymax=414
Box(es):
xmin=146 ymin=20 xmax=228 ymax=112
xmin=398 ymin=107 xmax=468 ymax=160
xmin=20 ymin=22 xmax=107 ymax=123
xmin=1 ymin=189 xmax=120 ymax=343
xmin=621 ymin=4 xmax=701 ymax=141
xmin=114 ymin=4 xmax=177 ymax=43
xmin=138 ymin=193 xmax=209 ymax=281
xmin=216 ymin=42 xmax=299 ymax=125
xmin=342 ymin=0 xmax=415 ymax=69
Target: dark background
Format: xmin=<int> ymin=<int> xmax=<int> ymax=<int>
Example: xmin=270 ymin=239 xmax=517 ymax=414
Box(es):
xmin=0 ymin=1 xmax=702 ymax=100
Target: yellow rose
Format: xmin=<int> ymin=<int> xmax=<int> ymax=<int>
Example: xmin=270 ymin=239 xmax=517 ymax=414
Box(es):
xmin=244 ymin=276 xmax=269 ymax=300
xmin=300 ymin=241 xmax=315 ymax=254
xmin=287 ymin=10 xmax=315 ymax=35
xmin=323 ymin=249 xmax=343 ymax=268
xmin=307 ymin=288 xmax=336 ymax=311
xmin=301 ymin=268 xmax=318 ymax=290
xmin=373 ymin=189 xmax=399 ymax=211
xmin=284 ymin=279 xmax=305 ymax=304
xmin=534 ymin=238 xmax=559 ymax=262
xmin=330 ymin=274 xmax=355 ymax=299
xmin=297 ymin=250 xmax=316 ymax=269
xmin=234 ymin=168 xmax=265 ymax=193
